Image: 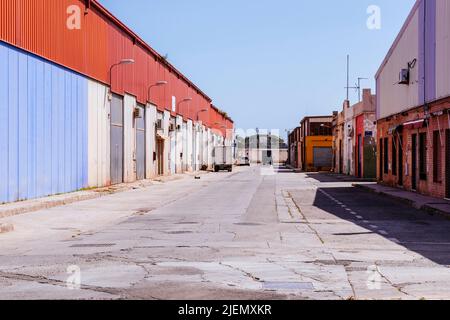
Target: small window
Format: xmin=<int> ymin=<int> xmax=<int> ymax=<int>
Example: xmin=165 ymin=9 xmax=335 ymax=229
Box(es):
xmin=384 ymin=138 xmax=389 ymax=174
xmin=392 ymin=136 xmax=397 ymax=176
xmin=419 ymin=132 xmax=427 ymax=180
xmin=433 ymin=131 xmax=442 ymax=183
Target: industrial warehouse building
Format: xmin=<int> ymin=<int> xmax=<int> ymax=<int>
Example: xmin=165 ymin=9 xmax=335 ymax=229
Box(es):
xmin=376 ymin=0 xmax=450 ymax=199
xmin=0 ymin=0 xmax=233 ymax=204
xmin=288 ymin=116 xmax=333 ymax=172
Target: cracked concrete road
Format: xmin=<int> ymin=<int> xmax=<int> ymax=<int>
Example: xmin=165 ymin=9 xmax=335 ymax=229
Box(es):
xmin=0 ymin=166 xmax=449 ymax=300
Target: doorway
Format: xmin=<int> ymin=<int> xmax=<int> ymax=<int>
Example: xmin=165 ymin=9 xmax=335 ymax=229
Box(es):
xmin=412 ymin=134 xmax=417 ymax=191
xmin=357 ymin=134 xmax=362 ymax=178
xmin=135 ymin=104 xmax=145 ymax=181
xmin=156 ymin=138 xmax=164 ymax=176
xmin=110 ymin=94 xmax=124 ymax=185
xmin=446 ymin=130 xmax=450 ymax=199
xmin=398 ymin=134 xmax=403 ymax=186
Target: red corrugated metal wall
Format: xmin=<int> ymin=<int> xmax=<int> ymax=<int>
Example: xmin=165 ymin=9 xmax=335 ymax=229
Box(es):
xmin=0 ymin=0 xmax=232 ymax=134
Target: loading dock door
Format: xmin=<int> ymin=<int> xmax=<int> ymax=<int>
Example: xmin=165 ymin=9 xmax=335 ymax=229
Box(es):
xmin=136 ymin=105 xmax=145 ymax=181
xmin=111 ymin=95 xmax=124 ymax=185
xmin=313 ymin=147 xmax=332 ymax=169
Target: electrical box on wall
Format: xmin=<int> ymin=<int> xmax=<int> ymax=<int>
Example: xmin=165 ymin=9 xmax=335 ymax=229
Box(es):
xmin=399 ymin=69 xmax=410 ymax=85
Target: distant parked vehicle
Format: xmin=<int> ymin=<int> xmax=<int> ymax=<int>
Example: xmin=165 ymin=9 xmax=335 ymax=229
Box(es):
xmin=213 ymin=146 xmax=233 ymax=172
xmin=237 ymin=156 xmax=250 ymax=166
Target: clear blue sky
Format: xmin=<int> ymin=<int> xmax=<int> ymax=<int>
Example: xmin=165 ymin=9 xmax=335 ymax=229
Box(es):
xmin=99 ymin=0 xmax=416 ymax=137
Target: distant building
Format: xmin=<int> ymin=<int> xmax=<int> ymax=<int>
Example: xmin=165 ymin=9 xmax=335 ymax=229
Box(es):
xmin=288 ymin=127 xmax=302 ymax=169
xmin=299 ymin=116 xmax=333 ymax=172
xmin=332 ymin=89 xmax=377 ymax=178
xmin=332 ymin=110 xmax=345 ymax=174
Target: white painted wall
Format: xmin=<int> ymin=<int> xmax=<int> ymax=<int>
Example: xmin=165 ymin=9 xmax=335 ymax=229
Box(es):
xmin=343 ymin=105 xmax=355 ymax=176
xmin=377 ymin=7 xmax=420 ymax=119
xmin=124 ymin=94 xmax=136 ymax=183
xmin=202 ymin=126 xmax=208 ymax=168
xmin=207 ymin=129 xmax=213 ymax=168
xmin=175 ymin=116 xmax=183 ymax=173
xmin=187 ymin=120 xmax=193 ymax=172
xmin=436 ymin=0 xmax=450 ymax=100
xmin=87 ymin=80 xmax=110 ymax=188
xmin=163 ymin=111 xmax=171 ymax=175
xmin=146 ymin=103 xmax=157 ymax=179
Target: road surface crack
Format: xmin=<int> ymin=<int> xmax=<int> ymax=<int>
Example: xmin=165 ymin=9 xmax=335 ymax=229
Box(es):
xmin=0 ymin=271 xmax=121 ymax=297
xmin=219 ymin=262 xmax=261 ymax=282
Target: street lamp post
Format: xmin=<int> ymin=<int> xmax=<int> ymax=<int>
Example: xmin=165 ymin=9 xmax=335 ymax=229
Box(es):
xmin=109 ymin=59 xmax=135 ymax=96
xmin=178 ymin=98 xmax=193 ymax=116
xmin=148 ymin=81 xmax=168 ymax=103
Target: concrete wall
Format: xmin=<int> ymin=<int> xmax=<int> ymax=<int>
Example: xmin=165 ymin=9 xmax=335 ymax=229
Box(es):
xmin=88 ymin=80 xmax=110 ymax=188
xmin=124 ymin=94 xmax=136 ymax=183
xmin=175 ymin=115 xmax=183 ymax=173
xmin=343 ymin=101 xmax=355 ymax=176
xmin=187 ymin=120 xmax=193 ymax=172
xmin=163 ymin=111 xmax=171 ymax=176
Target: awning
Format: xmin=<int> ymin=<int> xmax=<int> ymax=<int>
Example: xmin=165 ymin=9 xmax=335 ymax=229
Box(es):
xmin=403 ymin=119 xmax=426 ymax=130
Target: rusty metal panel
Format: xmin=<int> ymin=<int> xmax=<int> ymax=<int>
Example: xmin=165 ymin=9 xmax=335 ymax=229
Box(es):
xmin=0 ymin=0 xmax=231 ymax=129
xmin=0 ymin=0 xmax=109 ymax=83
xmin=0 ymin=0 xmax=17 ymax=44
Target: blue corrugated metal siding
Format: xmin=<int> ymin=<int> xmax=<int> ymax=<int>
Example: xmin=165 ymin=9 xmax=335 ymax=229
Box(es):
xmin=0 ymin=41 xmax=88 ymax=203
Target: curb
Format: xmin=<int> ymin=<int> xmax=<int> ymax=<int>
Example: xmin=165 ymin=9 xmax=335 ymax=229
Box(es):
xmin=353 ymin=183 xmax=450 ymax=219
xmin=0 ymin=192 xmax=108 ymax=220
xmin=0 ymin=171 xmax=209 ymax=220
xmin=0 ymin=223 xmax=14 ymax=234
xmin=353 ymin=184 xmax=417 ymax=207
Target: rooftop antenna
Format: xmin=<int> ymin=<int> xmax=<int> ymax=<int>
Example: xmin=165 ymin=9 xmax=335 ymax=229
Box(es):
xmin=346 ymin=55 xmax=350 ymax=101
xmin=356 ymin=77 xmax=369 ymax=102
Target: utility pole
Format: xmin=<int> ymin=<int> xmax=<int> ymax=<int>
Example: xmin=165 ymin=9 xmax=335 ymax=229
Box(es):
xmin=346 ymin=55 xmax=350 ymax=101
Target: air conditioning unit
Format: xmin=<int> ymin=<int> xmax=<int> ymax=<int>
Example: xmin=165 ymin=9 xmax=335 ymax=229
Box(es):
xmin=156 ymin=119 xmax=163 ymax=130
xmin=399 ymin=69 xmax=410 ymax=85
xmin=133 ymin=107 xmax=143 ymax=118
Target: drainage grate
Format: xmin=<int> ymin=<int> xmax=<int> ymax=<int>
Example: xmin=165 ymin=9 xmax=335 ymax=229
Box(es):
xmin=234 ymin=222 xmax=262 ymax=226
xmin=70 ymin=243 xmax=116 ymax=248
xmin=263 ymin=282 xmax=314 ymax=290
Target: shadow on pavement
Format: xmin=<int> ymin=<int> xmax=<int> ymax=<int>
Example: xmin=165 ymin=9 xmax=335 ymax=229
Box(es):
xmin=306 ymin=172 xmax=376 ymax=183
xmin=311 ymin=186 xmax=450 ymax=266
